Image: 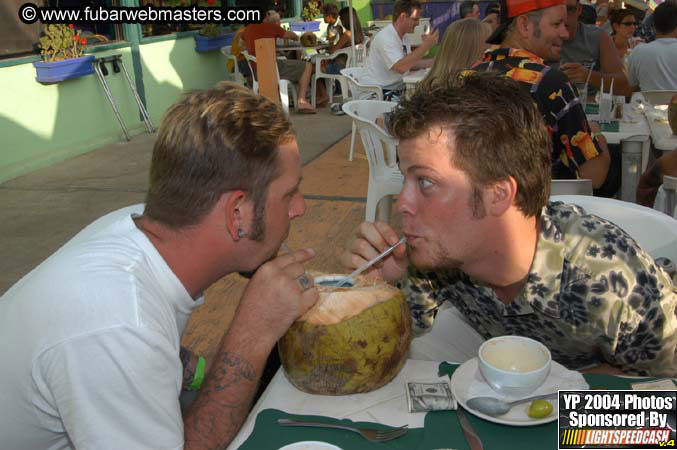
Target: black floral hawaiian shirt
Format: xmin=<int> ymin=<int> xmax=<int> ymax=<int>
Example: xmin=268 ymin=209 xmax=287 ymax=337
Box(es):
xmin=399 ymin=201 xmax=677 ymax=377
xmin=473 ymin=48 xmax=603 ymax=182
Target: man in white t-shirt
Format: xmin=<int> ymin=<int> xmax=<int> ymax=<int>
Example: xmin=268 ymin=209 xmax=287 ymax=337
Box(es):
xmin=364 ymin=0 xmax=439 ymax=91
xmin=627 ymin=2 xmax=677 ymax=92
xmin=0 ymin=83 xmax=319 ymax=450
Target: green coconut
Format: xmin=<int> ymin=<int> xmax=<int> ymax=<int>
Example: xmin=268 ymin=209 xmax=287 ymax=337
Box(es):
xmin=278 ymin=276 xmax=412 ymax=395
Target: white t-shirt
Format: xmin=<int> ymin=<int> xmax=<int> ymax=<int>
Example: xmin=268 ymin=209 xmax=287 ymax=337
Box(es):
xmin=627 ymin=38 xmax=677 ymax=91
xmin=364 ymin=23 xmax=406 ymax=89
xmin=0 ymin=205 xmax=203 ymax=450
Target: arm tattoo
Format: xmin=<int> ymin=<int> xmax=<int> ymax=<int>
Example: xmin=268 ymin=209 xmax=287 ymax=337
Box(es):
xmin=184 ymin=352 xmax=259 ymax=449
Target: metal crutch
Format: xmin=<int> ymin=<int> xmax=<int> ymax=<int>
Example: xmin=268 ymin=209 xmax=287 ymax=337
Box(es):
xmin=110 ymin=55 xmax=155 ymax=133
xmin=93 ymin=58 xmax=131 ymax=141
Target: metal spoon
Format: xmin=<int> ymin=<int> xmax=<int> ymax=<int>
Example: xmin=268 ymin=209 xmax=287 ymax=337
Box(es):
xmin=466 ymin=392 xmax=557 ymax=417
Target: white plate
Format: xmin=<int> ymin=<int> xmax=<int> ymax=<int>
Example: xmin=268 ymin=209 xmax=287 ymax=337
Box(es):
xmin=450 ymin=358 xmax=558 ymax=426
xmin=278 ymin=441 xmax=343 ymax=450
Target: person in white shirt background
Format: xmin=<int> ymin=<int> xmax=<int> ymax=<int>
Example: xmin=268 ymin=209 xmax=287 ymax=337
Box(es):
xmin=626 ymin=1 xmax=677 ymax=92
xmin=364 ymin=0 xmax=439 ymax=97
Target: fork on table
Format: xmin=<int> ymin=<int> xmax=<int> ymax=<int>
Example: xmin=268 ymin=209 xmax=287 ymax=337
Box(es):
xmin=277 ymin=418 xmax=409 ymax=442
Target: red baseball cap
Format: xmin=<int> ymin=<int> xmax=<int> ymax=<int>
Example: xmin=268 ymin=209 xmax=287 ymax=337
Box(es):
xmin=486 ymin=0 xmax=566 ymax=44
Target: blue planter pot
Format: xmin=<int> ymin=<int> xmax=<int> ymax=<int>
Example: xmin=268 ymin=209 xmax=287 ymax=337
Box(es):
xmin=194 ymin=33 xmax=234 ymax=52
xmin=290 ymin=21 xmax=321 ymax=32
xmin=34 ymin=55 xmax=95 ymax=83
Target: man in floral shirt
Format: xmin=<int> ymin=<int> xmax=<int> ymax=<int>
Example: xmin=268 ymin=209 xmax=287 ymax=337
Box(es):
xmin=473 ymin=0 xmax=618 ymax=197
xmin=341 ymin=72 xmax=676 ymax=377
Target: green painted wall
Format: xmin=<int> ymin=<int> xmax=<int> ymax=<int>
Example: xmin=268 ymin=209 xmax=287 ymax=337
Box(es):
xmin=0 ymin=36 xmax=230 ymax=183
xmin=0 ymin=49 xmax=142 ymax=183
xmin=139 ymin=37 xmax=229 ymax=124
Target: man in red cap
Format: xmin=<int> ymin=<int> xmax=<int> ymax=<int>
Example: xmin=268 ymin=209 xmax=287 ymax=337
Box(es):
xmin=474 ymin=0 xmax=619 ymax=197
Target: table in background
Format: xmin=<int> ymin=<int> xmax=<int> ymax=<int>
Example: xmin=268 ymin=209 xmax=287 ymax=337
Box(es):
xmin=586 ymin=104 xmax=651 ymax=202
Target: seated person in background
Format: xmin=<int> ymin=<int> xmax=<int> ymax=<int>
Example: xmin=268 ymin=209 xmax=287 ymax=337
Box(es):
xmin=636 ymin=149 xmax=677 ymax=207
xmin=421 ymin=18 xmax=491 ymax=88
xmin=627 ymin=1 xmax=677 ymax=92
xmin=483 ymin=2 xmax=501 ymax=31
xmin=560 ymin=0 xmax=632 ymax=98
xmin=0 ymin=83 xmax=319 ymax=449
xmin=460 ymin=1 xmax=481 ymax=19
xmin=341 ymin=72 xmax=677 ymax=377
xmin=363 ymin=0 xmax=439 ymax=97
xmin=323 ymin=7 xmax=364 ymax=75
xmin=474 ymin=0 xmax=615 ymax=196
xmin=242 ymin=10 xmax=319 ymax=113
xmin=609 ymin=8 xmax=639 ymax=60
xmin=323 ymin=3 xmax=341 ymax=45
xmin=231 ymin=25 xmax=250 ymax=79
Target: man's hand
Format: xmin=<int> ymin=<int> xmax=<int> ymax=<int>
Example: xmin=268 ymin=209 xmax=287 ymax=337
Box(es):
xmin=340 ymin=222 xmax=408 ymax=283
xmin=421 ymin=28 xmax=439 ymax=50
xmin=238 ymin=248 xmax=319 ymax=343
xmin=560 ymin=62 xmax=588 ymax=83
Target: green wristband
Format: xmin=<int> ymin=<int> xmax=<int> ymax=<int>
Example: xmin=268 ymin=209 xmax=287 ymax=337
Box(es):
xmin=190 ymin=356 xmax=206 ymax=391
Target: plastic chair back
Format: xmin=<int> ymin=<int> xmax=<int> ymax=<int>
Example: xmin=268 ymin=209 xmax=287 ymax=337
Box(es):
xmin=221 ymin=45 xmax=245 ymax=85
xmin=242 ymin=51 xmax=259 ymax=93
xmin=342 ymin=100 xmax=403 ymax=221
xmin=663 ymin=175 xmax=677 ymax=219
xmin=340 ymin=67 xmax=383 ymax=101
xmin=550 ymin=179 xmax=593 ymax=196
xmin=242 ymin=50 xmax=296 ymax=116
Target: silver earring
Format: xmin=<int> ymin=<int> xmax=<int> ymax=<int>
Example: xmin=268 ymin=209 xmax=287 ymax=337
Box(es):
xmin=237 ymin=228 xmax=247 ymax=238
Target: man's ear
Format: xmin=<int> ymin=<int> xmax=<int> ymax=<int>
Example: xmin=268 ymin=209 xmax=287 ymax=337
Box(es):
xmin=515 ymin=14 xmax=533 ymax=39
xmin=223 ymin=190 xmax=252 ymax=241
xmin=487 ymin=177 xmax=518 ymax=217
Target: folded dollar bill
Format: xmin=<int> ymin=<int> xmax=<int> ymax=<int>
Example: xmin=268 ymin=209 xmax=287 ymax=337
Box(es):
xmin=406 ymin=381 xmax=457 ymax=413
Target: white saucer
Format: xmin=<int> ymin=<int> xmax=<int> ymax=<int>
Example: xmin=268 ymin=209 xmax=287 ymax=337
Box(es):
xmin=278 ymin=441 xmax=342 ymax=450
xmin=450 ymin=358 xmax=558 ymax=426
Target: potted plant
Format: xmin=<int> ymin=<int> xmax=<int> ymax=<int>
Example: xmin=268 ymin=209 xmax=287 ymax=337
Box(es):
xmin=291 ymin=0 xmax=322 ymax=32
xmin=193 ymin=0 xmax=234 ymax=51
xmin=194 ymin=24 xmax=234 ymax=52
xmin=34 ymin=24 xmax=94 ymax=83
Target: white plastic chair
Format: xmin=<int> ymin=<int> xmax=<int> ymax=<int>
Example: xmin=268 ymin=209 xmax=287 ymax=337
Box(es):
xmin=340 ymin=67 xmax=384 ymax=161
xmin=242 ymin=51 xmax=259 ymax=93
xmin=242 ymin=51 xmax=298 ymax=116
xmin=220 ymin=45 xmax=245 ymax=86
xmin=550 ymin=179 xmax=593 ymax=196
xmin=342 ymin=100 xmax=403 ymax=222
xmin=653 ymin=175 xmax=677 ymax=219
xmin=552 ymin=195 xmax=677 ymax=261
xmin=641 ymin=90 xmax=677 ymax=106
xmin=351 ymin=36 xmax=370 ymax=67
xmin=310 ymin=48 xmax=352 ymax=108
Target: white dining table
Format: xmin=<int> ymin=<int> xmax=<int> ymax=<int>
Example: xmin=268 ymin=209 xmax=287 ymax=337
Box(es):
xmin=227 ymin=359 xmax=446 ymax=450
xmin=228 ymin=305 xmax=485 ymax=449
